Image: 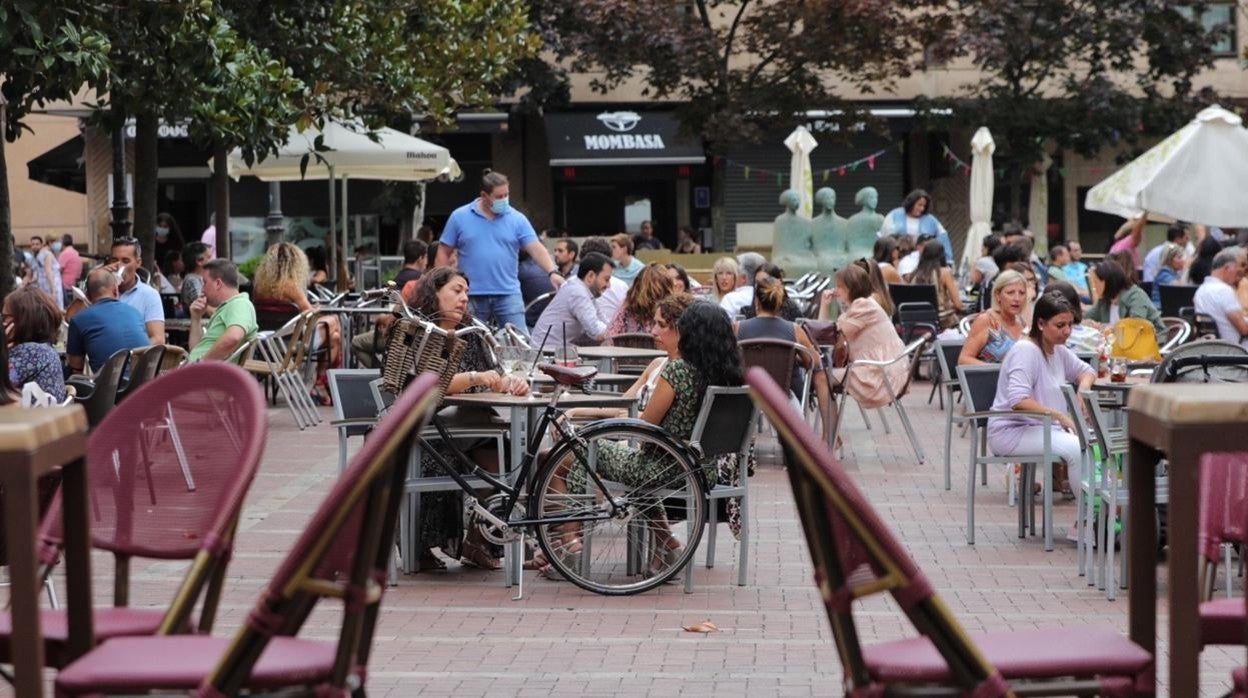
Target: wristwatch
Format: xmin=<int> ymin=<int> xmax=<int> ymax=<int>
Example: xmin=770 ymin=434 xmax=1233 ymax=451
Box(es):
xmin=547 ymin=269 xmax=561 ymax=278
xmin=468 ymin=371 xmax=477 ymax=386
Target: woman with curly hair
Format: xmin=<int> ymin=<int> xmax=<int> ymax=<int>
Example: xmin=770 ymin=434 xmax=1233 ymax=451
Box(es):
xmin=605 ymin=262 xmax=673 ymax=340
xmin=404 ymin=267 xmax=528 ymax=571
xmin=535 ymin=300 xmax=744 ymax=578
xmin=252 ymin=242 xmax=342 ymax=403
xmin=4 ymin=286 xmax=66 ymax=401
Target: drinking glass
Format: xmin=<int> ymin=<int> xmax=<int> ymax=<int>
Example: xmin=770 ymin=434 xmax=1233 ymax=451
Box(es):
xmin=1109 ymin=357 xmax=1128 ymax=383
xmin=553 ymin=346 xmax=579 ymax=367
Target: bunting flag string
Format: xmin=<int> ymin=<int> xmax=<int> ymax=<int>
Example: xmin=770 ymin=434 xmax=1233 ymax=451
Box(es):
xmin=938 ymin=142 xmax=973 ymax=177
xmin=711 ymin=142 xmax=899 ymax=186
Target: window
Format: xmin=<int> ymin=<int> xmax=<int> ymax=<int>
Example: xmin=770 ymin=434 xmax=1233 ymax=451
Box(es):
xmin=1178 ymin=2 xmax=1238 ymax=57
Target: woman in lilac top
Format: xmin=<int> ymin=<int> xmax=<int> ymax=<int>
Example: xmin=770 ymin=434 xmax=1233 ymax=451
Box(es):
xmin=987 ymin=293 xmax=1096 ymax=514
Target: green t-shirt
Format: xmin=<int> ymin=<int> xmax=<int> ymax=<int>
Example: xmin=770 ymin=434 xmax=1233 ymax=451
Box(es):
xmin=189 ymin=292 xmax=258 ymax=362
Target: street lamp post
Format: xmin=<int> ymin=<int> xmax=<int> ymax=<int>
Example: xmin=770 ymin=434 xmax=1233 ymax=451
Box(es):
xmin=265 ymin=182 xmax=285 ymax=247
xmin=110 ymin=122 xmax=131 ymax=238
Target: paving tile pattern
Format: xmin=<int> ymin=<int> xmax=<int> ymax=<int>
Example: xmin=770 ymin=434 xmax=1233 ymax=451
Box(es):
xmin=16 ymin=380 xmax=1243 ymax=696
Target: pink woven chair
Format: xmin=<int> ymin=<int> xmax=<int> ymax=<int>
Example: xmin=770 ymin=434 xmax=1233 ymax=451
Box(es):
xmin=0 ymin=363 xmax=267 ymax=670
xmin=1197 ymin=453 xmax=1248 ymax=648
xmin=744 ymin=367 xmax=1155 ymax=696
xmin=54 ymin=372 xmax=443 ymax=697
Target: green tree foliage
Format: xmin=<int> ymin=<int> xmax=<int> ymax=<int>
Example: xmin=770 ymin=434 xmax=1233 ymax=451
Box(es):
xmin=919 ymin=0 xmax=1221 ymax=219
xmin=0 ymin=2 xmax=110 ymax=300
xmin=224 ymin=1 xmax=537 ymax=134
xmin=506 ymin=0 xmax=948 ymax=144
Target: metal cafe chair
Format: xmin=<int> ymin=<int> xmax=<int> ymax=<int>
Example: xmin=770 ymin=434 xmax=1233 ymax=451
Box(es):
xmin=831 ymin=337 xmax=929 ymax=465
xmin=53 ymin=373 xmax=443 ymax=697
xmin=684 ymin=386 xmax=758 ymax=593
xmin=744 ymin=367 xmax=1153 ymax=697
xmin=1196 ymin=453 xmax=1248 ymax=651
xmin=0 ymin=363 xmax=267 ymax=673
xmin=958 ymin=364 xmax=1056 ymax=550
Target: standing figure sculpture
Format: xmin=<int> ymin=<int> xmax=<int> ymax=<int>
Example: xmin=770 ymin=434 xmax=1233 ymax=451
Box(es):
xmin=846 ymin=187 xmax=885 ymax=262
xmin=771 ymin=189 xmax=815 ymax=277
xmin=811 ymin=187 xmax=849 ymax=274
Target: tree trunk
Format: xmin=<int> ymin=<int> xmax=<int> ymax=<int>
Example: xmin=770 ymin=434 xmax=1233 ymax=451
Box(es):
xmin=132 ymin=111 xmax=159 ymax=271
xmin=0 ymin=135 xmax=16 ymax=303
xmin=212 ymin=144 xmax=230 ymax=260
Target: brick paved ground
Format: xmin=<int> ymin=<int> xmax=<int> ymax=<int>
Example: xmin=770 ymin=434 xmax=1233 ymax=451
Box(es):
xmin=24 ymin=377 xmax=1244 ymax=696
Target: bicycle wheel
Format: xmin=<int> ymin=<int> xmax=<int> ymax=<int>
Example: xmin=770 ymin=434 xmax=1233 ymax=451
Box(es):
xmin=530 ymin=421 xmax=706 ymax=595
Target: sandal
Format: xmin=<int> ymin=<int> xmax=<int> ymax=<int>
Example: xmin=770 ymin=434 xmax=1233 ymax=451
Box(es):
xmin=459 ymin=540 xmax=501 ymax=571
xmin=648 ymin=539 xmax=683 ymax=577
xmin=529 ymin=538 xmax=583 ymax=579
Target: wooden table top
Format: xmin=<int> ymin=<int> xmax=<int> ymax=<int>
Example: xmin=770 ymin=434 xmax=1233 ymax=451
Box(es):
xmin=1127 ymin=383 xmax=1248 ymax=425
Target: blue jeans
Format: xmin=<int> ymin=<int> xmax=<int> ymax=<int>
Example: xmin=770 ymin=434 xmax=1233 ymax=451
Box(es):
xmin=470 ymin=294 xmax=528 ymax=335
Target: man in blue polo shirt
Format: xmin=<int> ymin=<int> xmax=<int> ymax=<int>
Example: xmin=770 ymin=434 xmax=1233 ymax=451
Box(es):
xmin=66 ymin=267 xmax=150 ymax=374
xmin=435 ymin=169 xmax=563 ymax=333
xmin=104 ymin=236 xmax=166 ymax=345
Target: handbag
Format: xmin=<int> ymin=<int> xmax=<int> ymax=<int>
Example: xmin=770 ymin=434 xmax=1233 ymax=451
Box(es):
xmin=1110 ymin=317 xmax=1161 ymax=362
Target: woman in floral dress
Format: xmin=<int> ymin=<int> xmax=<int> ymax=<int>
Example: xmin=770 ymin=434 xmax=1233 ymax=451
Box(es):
xmin=540 ymin=300 xmax=744 ymax=575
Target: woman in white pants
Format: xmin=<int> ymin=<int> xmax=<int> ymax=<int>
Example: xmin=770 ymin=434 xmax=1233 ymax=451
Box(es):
xmin=987 ymin=292 xmax=1096 ymax=537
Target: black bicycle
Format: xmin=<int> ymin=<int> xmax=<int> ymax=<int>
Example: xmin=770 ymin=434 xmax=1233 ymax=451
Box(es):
xmin=379 ymin=303 xmax=707 ymax=596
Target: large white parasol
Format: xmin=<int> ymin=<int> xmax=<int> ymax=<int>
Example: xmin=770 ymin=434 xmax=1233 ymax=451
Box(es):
xmin=962 ymin=127 xmax=995 ymax=269
xmin=1086 ymin=105 xmax=1248 ymax=227
xmin=216 ymin=120 xmax=461 ymax=266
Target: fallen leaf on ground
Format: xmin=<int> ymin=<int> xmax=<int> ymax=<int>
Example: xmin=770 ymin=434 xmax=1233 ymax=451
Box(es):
xmin=682 ymin=620 xmax=718 ymax=633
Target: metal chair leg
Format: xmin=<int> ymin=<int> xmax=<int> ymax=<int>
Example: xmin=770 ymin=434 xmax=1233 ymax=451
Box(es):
xmin=893 ymin=401 xmax=925 ymax=464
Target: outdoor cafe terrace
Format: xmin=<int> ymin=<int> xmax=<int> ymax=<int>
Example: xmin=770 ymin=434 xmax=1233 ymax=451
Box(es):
xmin=9 ymin=367 xmax=1245 ymax=696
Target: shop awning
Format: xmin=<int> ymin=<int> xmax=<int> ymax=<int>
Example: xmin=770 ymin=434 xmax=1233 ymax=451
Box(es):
xmin=27 ymin=135 xmax=85 ymax=193
xmin=545 ymin=111 xmax=705 ymax=166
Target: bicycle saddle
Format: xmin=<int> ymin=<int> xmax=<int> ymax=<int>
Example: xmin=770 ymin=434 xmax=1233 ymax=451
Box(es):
xmin=538 ymin=363 xmax=598 ymax=386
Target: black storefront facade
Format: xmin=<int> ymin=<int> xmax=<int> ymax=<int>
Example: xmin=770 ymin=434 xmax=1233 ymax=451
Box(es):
xmin=543 ymin=111 xmax=709 ymax=248
xmin=29 ymin=116 xmax=497 ymax=259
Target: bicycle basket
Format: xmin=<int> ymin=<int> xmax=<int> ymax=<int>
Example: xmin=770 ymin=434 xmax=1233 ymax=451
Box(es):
xmin=380 ymin=317 xmax=466 ymax=400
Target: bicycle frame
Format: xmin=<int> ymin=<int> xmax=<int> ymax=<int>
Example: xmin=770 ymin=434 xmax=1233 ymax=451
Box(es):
xmin=411 ymin=384 xmax=633 ymax=532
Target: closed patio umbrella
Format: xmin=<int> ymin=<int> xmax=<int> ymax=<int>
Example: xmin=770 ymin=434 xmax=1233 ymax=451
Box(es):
xmin=784 ymin=126 xmax=818 ymax=219
xmin=962 ymin=127 xmax=994 ymax=271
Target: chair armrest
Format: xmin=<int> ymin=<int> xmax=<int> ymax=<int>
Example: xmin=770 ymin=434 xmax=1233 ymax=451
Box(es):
xmin=845 ymin=353 xmax=911 ymax=370
xmin=330 ymin=418 xmax=378 ymax=429
xmin=964 ymin=409 xmax=1053 ymax=421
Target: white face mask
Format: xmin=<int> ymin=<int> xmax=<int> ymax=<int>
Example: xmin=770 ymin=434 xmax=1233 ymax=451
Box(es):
xmin=51 ymin=242 xmax=63 ymax=253
xmin=114 ymin=267 xmax=127 ymax=285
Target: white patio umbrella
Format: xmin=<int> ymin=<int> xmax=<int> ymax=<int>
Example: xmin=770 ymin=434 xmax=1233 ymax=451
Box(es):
xmin=962 ymin=126 xmax=995 ymax=270
xmin=217 ymin=120 xmax=461 ymax=265
xmin=784 ymin=125 xmax=818 ymax=219
xmin=1086 ymin=105 xmax=1248 ymax=227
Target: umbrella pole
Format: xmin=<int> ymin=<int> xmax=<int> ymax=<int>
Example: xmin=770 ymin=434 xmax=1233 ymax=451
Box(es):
xmin=342 ymin=174 xmax=349 ymax=268
xmin=414 ymin=182 xmax=427 ymax=242
xmin=328 ymin=164 xmax=337 ymax=274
